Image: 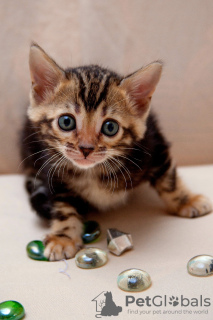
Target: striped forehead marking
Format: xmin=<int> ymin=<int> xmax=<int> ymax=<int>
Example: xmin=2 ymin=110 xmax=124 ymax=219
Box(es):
xmin=65 ymin=66 xmax=121 ymax=112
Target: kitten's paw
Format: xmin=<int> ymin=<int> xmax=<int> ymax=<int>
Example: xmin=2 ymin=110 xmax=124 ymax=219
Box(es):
xmin=43 ymin=234 xmax=83 ymax=261
xmin=177 ymin=195 xmax=212 ymax=218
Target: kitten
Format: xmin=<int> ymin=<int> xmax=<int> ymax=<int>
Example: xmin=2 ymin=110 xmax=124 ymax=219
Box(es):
xmin=21 ymin=43 xmax=212 ymax=261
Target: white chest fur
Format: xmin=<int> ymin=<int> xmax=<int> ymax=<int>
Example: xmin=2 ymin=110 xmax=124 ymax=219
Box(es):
xmin=69 ymin=174 xmax=129 ymax=211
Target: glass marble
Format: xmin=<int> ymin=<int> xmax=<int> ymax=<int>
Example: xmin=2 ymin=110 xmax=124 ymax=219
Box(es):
xmin=75 ymin=247 xmax=108 ymax=269
xmin=0 ymin=301 xmax=25 ymax=320
xmin=82 ymin=221 xmax=101 ymax=244
xmin=26 ymin=240 xmax=48 ymax=261
xmin=187 ymin=255 xmax=213 ymax=276
xmin=117 ymin=269 xmax=151 ymax=292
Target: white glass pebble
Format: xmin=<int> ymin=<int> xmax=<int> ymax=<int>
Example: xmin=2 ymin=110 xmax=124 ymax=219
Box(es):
xmin=187 ymin=255 xmax=213 ymax=276
xmin=75 ymin=247 xmax=108 ymax=269
xmin=117 ymin=268 xmax=151 ymax=292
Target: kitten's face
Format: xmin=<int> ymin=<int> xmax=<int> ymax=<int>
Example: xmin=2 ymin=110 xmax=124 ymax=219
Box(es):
xmin=28 ymin=44 xmax=162 ymax=171
xmin=28 ymin=78 xmax=145 ymax=170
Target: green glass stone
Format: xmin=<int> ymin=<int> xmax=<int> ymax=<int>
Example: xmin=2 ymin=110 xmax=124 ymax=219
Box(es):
xmin=0 ymin=301 xmax=25 ymax=320
xmin=26 ymin=240 xmax=48 ymax=261
xmin=75 ymin=247 xmax=108 ymax=269
xmin=82 ymin=221 xmax=101 ymax=244
xmin=117 ymin=269 xmax=152 ymax=292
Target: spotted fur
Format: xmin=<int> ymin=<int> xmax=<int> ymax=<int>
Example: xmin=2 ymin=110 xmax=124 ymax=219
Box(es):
xmin=20 ymin=44 xmax=212 ymax=261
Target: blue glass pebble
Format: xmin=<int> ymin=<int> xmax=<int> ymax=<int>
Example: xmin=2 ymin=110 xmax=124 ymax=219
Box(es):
xmin=82 ymin=221 xmax=101 ymax=244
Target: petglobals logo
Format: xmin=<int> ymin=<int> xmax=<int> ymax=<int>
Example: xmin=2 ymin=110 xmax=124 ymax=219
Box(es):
xmin=92 ymin=292 xmax=211 ymax=318
xmin=126 ymin=295 xmax=211 ymax=308
xmin=92 ymin=291 xmax=122 ymax=318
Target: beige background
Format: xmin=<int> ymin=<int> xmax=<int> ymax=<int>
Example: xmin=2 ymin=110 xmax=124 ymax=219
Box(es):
xmin=0 ymin=0 xmax=213 ymax=173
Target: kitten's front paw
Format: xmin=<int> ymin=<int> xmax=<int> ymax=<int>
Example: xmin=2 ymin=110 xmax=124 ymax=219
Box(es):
xmin=177 ymin=195 xmax=212 ymax=218
xmin=43 ymin=235 xmax=83 ymax=261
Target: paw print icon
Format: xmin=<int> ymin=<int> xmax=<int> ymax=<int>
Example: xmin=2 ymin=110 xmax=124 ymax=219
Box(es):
xmin=169 ymin=296 xmax=179 ymax=307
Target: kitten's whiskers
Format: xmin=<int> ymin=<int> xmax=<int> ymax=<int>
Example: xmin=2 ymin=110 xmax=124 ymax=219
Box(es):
xmin=106 ymin=150 xmax=142 ymax=171
xmin=102 ymin=161 xmax=110 ymax=189
xmin=61 ymin=159 xmax=68 ymax=183
xmin=57 ymin=155 xmax=67 ymax=178
xmin=34 ymin=153 xmax=50 ymax=166
xmin=35 ymin=153 xmax=59 ymax=187
xmin=107 ymin=148 xmax=142 ymax=163
xmin=105 ymin=159 xmax=118 ymax=193
xmin=133 ymin=142 xmax=152 ymax=157
xmin=49 ymin=155 xmax=65 ymax=193
xmin=107 ymin=156 xmax=128 ymax=192
xmin=116 ymin=154 xmax=142 ymax=171
xmin=18 ymin=147 xmax=57 ymax=169
xmin=23 ymin=130 xmax=41 ymax=141
xmin=24 ymin=139 xmax=53 ymax=146
xmin=114 ymin=156 xmax=133 ymax=189
xmin=105 ymin=161 xmax=113 ymax=192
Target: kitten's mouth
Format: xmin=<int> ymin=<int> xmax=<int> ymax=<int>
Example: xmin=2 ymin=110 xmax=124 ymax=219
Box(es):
xmin=72 ymin=157 xmax=105 ymax=169
xmin=74 ymin=158 xmax=95 ymax=166
xmin=65 ymin=149 xmax=105 ymax=169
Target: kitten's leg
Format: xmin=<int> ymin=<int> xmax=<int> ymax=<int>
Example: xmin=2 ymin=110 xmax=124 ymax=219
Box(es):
xmin=25 ymin=173 xmax=84 ymax=260
xmin=25 ymin=173 xmax=52 ymax=220
xmin=43 ymin=200 xmax=83 ymax=261
xmin=151 ymin=163 xmax=212 ymax=218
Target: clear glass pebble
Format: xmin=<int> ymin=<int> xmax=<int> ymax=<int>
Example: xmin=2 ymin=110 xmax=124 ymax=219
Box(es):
xmin=117 ymin=269 xmax=151 ymax=292
xmin=75 ymin=247 xmax=108 ymax=269
xmin=107 ymin=228 xmax=133 ymax=256
xmin=26 ymin=240 xmax=48 ymax=261
xmin=187 ymin=255 xmax=213 ymax=276
xmin=0 ymin=300 xmax=25 ymax=320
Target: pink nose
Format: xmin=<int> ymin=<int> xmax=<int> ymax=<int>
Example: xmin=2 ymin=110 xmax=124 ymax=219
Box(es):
xmin=79 ymin=146 xmax=94 ymax=158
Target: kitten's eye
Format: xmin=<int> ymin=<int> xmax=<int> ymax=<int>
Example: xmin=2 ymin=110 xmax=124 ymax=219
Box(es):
xmin=58 ymin=115 xmax=76 ymax=131
xmin=101 ymin=120 xmax=119 ymax=137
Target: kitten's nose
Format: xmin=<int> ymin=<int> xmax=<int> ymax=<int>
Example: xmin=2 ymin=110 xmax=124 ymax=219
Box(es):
xmin=79 ymin=146 xmax=94 ymax=158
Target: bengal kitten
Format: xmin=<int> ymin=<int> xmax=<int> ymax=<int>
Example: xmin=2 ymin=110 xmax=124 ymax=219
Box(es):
xmin=21 ymin=43 xmax=212 ymax=261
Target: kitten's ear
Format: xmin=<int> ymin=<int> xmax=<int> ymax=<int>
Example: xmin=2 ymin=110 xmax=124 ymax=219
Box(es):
xmin=29 ymin=43 xmax=65 ymax=104
xmin=120 ymin=62 xmax=163 ymax=116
